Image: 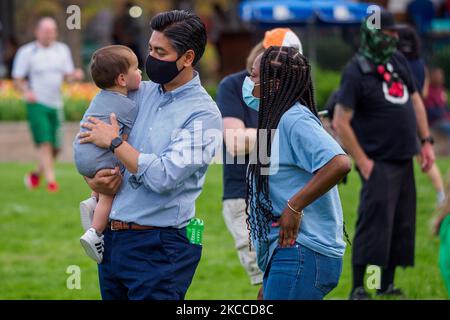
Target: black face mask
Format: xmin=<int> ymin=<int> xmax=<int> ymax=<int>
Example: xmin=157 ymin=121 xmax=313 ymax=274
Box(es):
xmin=145 ymin=54 xmax=185 ymax=84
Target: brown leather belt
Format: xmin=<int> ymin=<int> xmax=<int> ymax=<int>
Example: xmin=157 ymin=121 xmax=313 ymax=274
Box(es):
xmin=109 ymin=220 xmax=157 ymax=231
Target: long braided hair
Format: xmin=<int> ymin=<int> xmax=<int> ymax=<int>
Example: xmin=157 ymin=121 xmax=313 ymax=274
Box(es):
xmin=245 ymin=46 xmax=318 ymax=246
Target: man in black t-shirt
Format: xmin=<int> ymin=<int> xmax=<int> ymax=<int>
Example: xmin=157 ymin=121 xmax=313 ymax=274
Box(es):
xmin=333 ymin=11 xmax=435 ymax=300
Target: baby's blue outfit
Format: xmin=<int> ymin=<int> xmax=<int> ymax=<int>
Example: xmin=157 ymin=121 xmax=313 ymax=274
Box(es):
xmin=73 ymin=90 xmax=138 ymax=178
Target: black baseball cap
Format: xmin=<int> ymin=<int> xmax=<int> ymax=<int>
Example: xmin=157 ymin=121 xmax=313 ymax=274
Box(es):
xmin=379 ymin=10 xmax=401 ymax=31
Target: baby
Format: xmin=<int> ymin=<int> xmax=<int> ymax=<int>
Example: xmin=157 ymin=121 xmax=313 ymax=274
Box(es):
xmin=73 ymin=45 xmax=141 ymax=263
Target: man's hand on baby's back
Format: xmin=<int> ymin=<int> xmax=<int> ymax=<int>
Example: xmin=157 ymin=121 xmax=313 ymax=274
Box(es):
xmin=84 ymin=166 xmax=122 ymax=195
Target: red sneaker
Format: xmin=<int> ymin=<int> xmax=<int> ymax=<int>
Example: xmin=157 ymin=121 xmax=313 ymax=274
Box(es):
xmin=24 ymin=172 xmax=40 ymax=190
xmin=47 ymin=182 xmax=59 ymax=193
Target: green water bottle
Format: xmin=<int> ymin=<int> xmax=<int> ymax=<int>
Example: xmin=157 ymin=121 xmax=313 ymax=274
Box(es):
xmin=186 ymin=218 xmax=204 ymax=245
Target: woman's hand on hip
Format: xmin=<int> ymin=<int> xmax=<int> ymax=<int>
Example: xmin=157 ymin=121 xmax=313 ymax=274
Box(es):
xmin=273 ymin=207 xmax=302 ymax=248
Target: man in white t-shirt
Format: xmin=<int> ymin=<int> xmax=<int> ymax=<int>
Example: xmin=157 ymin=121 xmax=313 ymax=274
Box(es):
xmin=12 ymin=17 xmax=84 ymax=192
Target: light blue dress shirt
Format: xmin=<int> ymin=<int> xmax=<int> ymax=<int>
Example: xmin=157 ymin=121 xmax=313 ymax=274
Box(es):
xmin=250 ymin=103 xmax=347 ymax=272
xmin=110 ymin=72 xmax=223 ymax=228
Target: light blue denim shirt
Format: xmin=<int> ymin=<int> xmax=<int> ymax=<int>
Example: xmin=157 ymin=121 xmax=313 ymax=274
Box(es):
xmin=110 ymin=72 xmax=223 ymax=228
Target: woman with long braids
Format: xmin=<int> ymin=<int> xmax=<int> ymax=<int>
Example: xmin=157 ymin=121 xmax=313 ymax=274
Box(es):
xmin=243 ymin=46 xmax=351 ymax=300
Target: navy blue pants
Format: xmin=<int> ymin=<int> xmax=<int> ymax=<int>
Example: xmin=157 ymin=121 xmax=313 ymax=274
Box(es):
xmin=98 ymin=227 xmax=202 ymax=300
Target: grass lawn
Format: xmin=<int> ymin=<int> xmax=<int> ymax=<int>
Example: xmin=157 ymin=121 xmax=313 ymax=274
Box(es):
xmin=0 ymin=160 xmax=448 ymax=300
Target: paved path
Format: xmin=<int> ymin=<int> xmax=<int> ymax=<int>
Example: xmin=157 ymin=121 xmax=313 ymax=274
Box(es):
xmin=0 ymin=122 xmax=79 ymax=163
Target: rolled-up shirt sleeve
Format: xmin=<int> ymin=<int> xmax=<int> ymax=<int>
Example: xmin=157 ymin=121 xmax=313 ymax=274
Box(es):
xmin=129 ymin=110 xmax=223 ymax=193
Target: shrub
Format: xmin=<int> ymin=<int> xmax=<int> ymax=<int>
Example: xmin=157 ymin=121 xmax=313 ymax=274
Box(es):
xmin=313 ymin=67 xmax=341 ymax=110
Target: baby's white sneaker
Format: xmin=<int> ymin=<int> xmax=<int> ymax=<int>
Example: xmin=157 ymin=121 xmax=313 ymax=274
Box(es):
xmin=79 ymin=197 xmax=97 ymax=232
xmin=80 ymin=228 xmax=104 ymax=263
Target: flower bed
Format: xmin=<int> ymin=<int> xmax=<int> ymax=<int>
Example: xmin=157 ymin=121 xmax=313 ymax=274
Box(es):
xmin=0 ymin=68 xmax=342 ymax=121
xmin=0 ymin=80 xmax=99 ymax=121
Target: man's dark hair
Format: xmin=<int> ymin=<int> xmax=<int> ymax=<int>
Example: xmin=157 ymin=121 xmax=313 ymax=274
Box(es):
xmin=90 ymin=45 xmax=133 ymax=89
xmin=397 ymin=24 xmax=421 ymax=60
xmin=150 ymin=10 xmax=207 ymax=66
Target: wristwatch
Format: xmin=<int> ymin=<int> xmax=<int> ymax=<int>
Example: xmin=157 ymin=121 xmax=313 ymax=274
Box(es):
xmin=109 ymin=136 xmax=123 ymax=153
xmin=421 ymin=136 xmax=434 ymax=145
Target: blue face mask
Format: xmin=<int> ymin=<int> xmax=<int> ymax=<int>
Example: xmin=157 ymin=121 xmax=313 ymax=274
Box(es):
xmin=242 ymin=76 xmax=260 ymax=112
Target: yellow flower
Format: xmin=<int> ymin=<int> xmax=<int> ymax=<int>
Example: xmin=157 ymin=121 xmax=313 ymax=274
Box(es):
xmin=0 ymin=80 xmax=100 ymax=102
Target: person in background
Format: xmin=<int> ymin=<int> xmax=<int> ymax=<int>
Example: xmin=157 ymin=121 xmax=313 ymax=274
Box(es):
xmin=397 ymin=25 xmax=427 ymax=93
xmin=333 ymin=11 xmax=435 ymax=300
xmin=112 ymin=1 xmax=143 ymax=68
xmin=446 ymin=0 xmax=450 ymax=17
xmin=424 ymin=68 xmax=450 ymax=138
xmin=407 ymin=0 xmax=435 ymax=34
xmin=437 ymin=0 xmax=450 ymax=17
xmin=217 ymin=28 xmax=302 ymax=298
xmin=12 ymin=17 xmax=84 ymax=193
xmin=398 ymin=25 xmax=446 ymax=207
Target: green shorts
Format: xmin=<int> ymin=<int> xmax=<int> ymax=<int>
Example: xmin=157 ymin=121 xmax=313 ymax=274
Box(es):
xmin=26 ymin=103 xmax=63 ymax=149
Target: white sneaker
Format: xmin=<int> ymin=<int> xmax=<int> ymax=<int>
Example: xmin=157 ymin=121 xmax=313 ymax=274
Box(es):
xmin=80 ymin=228 xmax=104 ymax=263
xmin=80 ymin=197 xmax=97 ymax=232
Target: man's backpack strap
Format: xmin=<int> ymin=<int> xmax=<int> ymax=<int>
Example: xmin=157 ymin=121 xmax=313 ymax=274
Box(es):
xmin=355 ymin=54 xmax=374 ymax=75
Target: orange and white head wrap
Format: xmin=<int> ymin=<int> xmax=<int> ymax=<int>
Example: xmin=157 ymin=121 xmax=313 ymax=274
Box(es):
xmin=263 ymin=28 xmax=303 ymax=53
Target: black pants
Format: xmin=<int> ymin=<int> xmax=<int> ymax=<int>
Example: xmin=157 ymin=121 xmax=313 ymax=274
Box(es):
xmin=352 ymin=159 xmax=416 ymax=268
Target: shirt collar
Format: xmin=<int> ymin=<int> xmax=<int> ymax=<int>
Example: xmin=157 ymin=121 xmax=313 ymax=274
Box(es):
xmin=34 ymin=40 xmax=56 ymax=49
xmin=157 ymin=71 xmax=201 ymax=97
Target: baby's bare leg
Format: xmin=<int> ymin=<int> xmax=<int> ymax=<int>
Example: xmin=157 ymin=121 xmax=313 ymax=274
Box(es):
xmin=91 ymin=190 xmax=99 ymax=200
xmin=92 ymin=193 xmax=114 ymax=234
